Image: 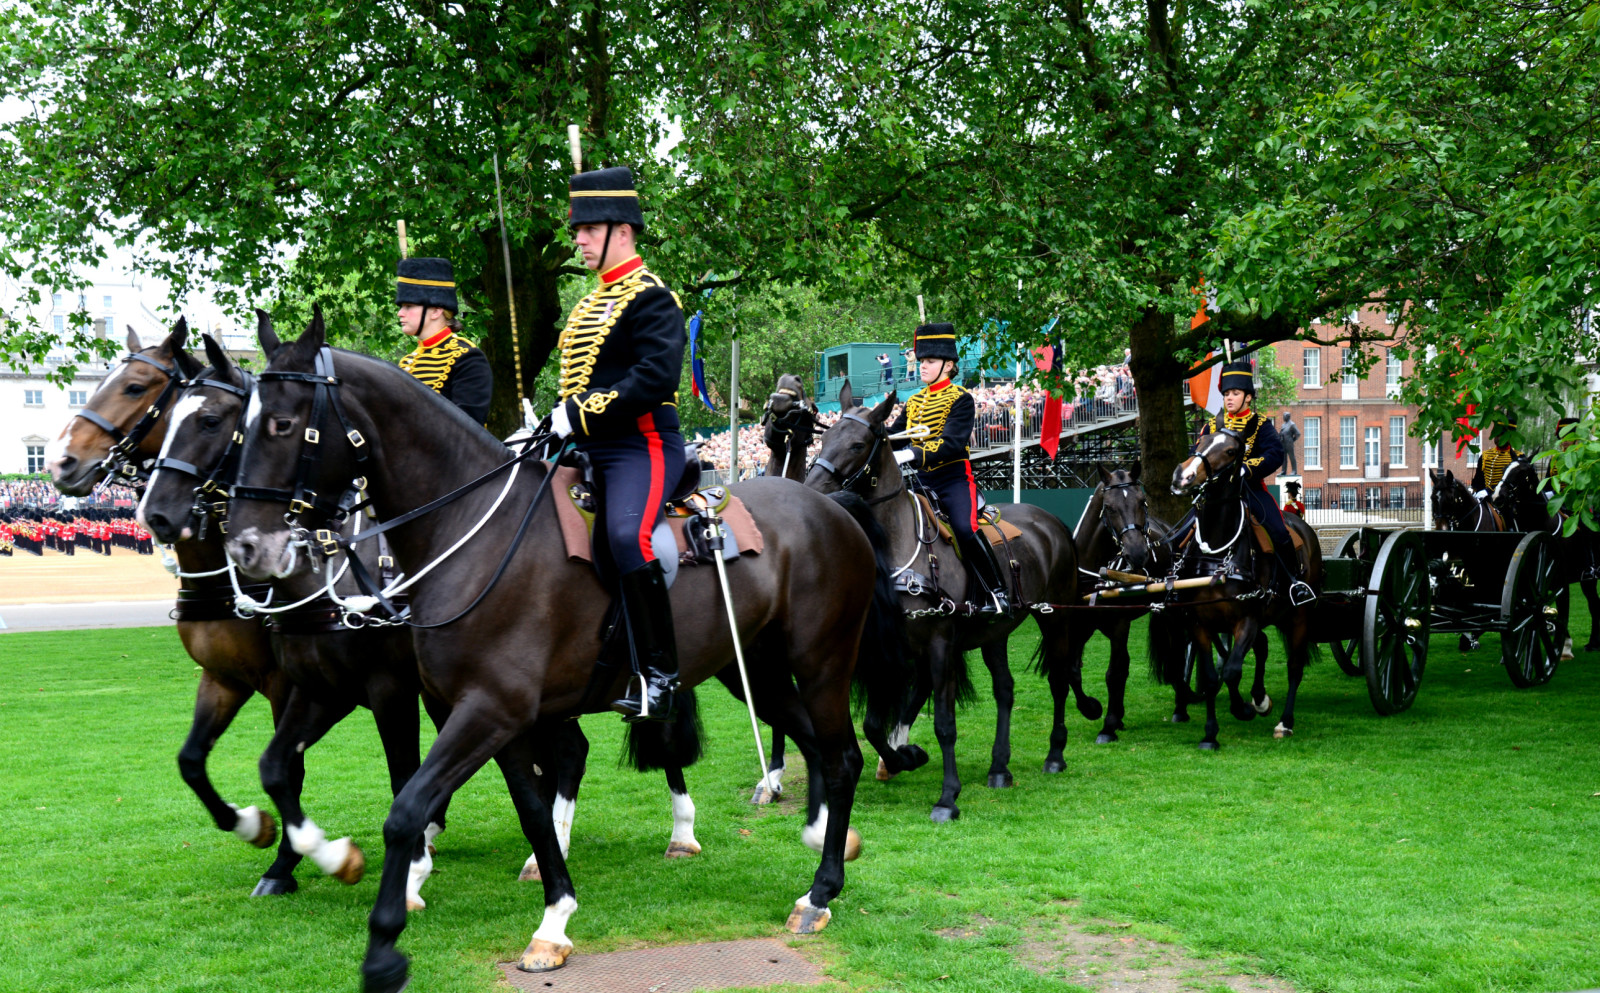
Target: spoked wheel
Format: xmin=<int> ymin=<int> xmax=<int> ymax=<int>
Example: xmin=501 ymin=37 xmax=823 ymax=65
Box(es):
xmin=1361 ymin=529 xmax=1430 ymax=714
xmin=1329 ymin=529 xmax=1364 ymax=676
xmin=1500 ymin=531 xmax=1564 ymax=688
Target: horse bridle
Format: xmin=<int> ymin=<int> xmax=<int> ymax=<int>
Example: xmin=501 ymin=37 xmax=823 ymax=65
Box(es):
xmin=1099 ymin=480 xmax=1151 ymax=561
xmin=74 ymin=351 xmax=187 ymax=481
xmin=1433 ymin=477 xmax=1486 ymax=531
xmin=230 ymin=345 xmax=370 ymax=536
xmin=811 ymin=408 xmax=890 ymax=498
xmin=148 ymin=370 xmax=257 ymax=539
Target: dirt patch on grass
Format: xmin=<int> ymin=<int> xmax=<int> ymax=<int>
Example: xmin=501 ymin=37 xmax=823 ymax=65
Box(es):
xmin=944 ymin=916 xmax=1295 ymax=992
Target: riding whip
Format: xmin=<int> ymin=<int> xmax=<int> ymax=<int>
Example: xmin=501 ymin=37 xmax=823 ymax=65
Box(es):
xmin=492 ymin=151 xmax=527 ymax=409
xmin=697 ymin=501 xmax=769 ymax=786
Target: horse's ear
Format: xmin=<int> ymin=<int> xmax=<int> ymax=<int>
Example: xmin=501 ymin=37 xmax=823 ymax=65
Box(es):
xmin=1130 ymin=460 xmax=1143 ymax=483
xmin=871 ymin=390 xmax=897 ymax=423
xmin=125 ymin=326 xmax=142 ymax=353
xmin=171 ymin=343 xmax=204 ymax=381
xmin=201 ymin=333 xmax=234 ymax=378
xmin=160 ymin=316 xmax=189 ymax=356
xmin=838 ymin=381 xmax=855 ymax=410
xmin=1097 ymin=463 xmax=1112 ymax=484
xmin=256 ymin=309 xmax=280 ymax=358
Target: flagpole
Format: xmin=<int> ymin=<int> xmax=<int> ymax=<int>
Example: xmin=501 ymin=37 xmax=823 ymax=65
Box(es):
xmin=1013 ymin=344 xmax=1023 ymax=504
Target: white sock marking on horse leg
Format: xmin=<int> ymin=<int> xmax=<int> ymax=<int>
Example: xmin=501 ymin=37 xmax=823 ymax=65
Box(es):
xmin=406 ymin=846 xmax=434 ymax=908
xmin=286 ymin=817 xmax=352 ymax=875
xmin=424 ymin=821 xmax=443 ymax=850
xmin=761 ymin=761 xmax=785 ymax=794
xmin=551 ymin=793 xmax=576 ymax=859
xmin=801 ymin=803 xmax=829 ymax=853
xmin=530 ymin=894 xmax=578 ymax=947
xmin=889 ymin=724 xmax=910 ymax=750
xmin=228 ymin=804 xmax=262 ymax=842
xmin=670 ymin=790 xmax=699 ymax=849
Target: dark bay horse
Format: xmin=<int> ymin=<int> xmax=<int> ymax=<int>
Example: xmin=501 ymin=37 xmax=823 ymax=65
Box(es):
xmin=1432 ymin=468 xmax=1506 ymax=651
xmin=1495 ymin=458 xmax=1593 ymax=653
xmin=1170 ymin=430 xmax=1323 ymax=747
xmin=222 ymin=319 xmax=903 ymax=992
xmin=804 ymin=384 xmax=1080 ymax=821
xmin=45 ymin=321 xmax=302 ymax=892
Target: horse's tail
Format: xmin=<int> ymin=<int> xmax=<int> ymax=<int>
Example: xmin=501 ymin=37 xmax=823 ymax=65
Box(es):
xmin=826 ymin=491 xmax=913 ymax=727
xmin=622 ymin=688 xmax=704 ymax=772
xmin=1146 ymin=610 xmax=1186 ymax=686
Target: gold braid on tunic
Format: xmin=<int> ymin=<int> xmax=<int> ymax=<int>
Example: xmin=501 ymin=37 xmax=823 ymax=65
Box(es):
xmin=557 ymin=266 xmax=679 ymax=430
xmin=1207 ymin=410 xmax=1267 ymax=473
xmin=399 ymin=334 xmax=474 ymax=394
xmin=904 ymin=382 xmax=967 ymax=472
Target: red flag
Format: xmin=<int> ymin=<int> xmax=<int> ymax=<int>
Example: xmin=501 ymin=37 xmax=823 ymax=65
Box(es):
xmin=1455 ymin=402 xmax=1476 ymax=457
xmin=1033 ymin=345 xmax=1053 ymax=371
xmin=1040 ymin=392 xmax=1063 ymax=460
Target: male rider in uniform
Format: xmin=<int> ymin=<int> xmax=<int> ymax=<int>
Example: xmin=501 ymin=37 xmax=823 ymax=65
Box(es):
xmin=396 ymin=257 xmax=494 ymax=425
xmin=1471 ymin=416 xmax=1520 ymax=497
xmin=1203 ymin=360 xmax=1313 ymax=604
xmin=887 ymin=323 xmax=1010 ymax=616
xmin=548 ymin=166 xmax=687 ymax=722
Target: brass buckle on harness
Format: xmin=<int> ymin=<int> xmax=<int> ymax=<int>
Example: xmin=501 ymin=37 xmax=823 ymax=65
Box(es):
xmin=313 ymin=529 xmax=340 ymax=557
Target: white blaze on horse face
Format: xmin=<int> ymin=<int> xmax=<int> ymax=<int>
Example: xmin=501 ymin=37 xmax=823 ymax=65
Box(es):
xmin=1175 ymin=454 xmax=1204 ymax=490
xmin=670 ymin=791 xmax=698 ymax=850
xmin=552 ymin=793 xmax=576 ymax=858
xmin=801 ymin=803 xmax=829 ymax=853
xmin=137 ymin=393 xmax=206 ymax=528
xmin=245 ymin=387 xmax=263 ymax=433
xmin=530 ymin=893 xmax=578 ymax=948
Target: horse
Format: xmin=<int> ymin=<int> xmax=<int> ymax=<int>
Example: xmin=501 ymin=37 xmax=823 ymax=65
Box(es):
xmin=1431 ymin=468 xmax=1505 ymax=651
xmin=1495 ymin=457 xmax=1592 ymax=654
xmin=1169 ymin=429 xmax=1323 ymax=747
xmin=45 ymin=320 xmax=305 ymax=894
xmin=804 ymin=383 xmax=1080 ymax=821
xmin=221 ymin=315 xmax=905 ymax=992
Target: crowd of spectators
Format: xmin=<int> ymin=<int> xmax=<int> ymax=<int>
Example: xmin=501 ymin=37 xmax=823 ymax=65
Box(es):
xmin=0 ymin=479 xmax=140 ymax=509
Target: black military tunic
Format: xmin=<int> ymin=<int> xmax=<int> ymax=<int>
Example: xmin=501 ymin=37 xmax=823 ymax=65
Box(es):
xmin=398 ymin=329 xmax=493 ymax=425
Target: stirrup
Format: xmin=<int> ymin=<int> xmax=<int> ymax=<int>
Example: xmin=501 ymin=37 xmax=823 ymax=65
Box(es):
xmin=615 ymin=671 xmax=678 ymax=724
xmin=1288 ymin=580 xmax=1316 ymax=606
xmin=977 ymin=591 xmax=1009 ymax=616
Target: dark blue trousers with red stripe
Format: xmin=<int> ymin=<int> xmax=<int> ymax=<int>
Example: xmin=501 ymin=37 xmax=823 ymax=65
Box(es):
xmin=920 ymin=461 xmax=980 ymax=539
xmin=577 ymin=414 xmax=685 ymax=575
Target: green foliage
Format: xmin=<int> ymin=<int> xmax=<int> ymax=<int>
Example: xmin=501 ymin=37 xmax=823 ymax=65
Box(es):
xmin=1251 ymin=345 xmax=1299 ymax=414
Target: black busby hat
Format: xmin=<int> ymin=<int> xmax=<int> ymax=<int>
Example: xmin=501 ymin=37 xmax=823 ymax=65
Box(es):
xmin=568 ymin=167 xmax=645 ymax=232
xmin=913 ymin=323 xmax=959 ymax=362
xmin=396 ymin=258 xmax=458 ymax=313
xmin=1557 ymin=416 xmax=1580 ymax=438
xmin=1285 ymin=480 xmax=1302 ymax=494
xmin=1218 ymin=359 xmax=1256 ymax=395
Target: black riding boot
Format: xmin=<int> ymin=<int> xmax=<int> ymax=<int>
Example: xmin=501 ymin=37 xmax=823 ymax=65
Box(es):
xmin=957 ymin=531 xmax=1011 ymax=616
xmin=612 ymin=561 xmax=680 ymax=723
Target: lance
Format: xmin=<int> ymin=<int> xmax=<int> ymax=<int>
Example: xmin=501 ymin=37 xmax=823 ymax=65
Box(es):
xmin=491 ymin=152 xmax=527 ymax=408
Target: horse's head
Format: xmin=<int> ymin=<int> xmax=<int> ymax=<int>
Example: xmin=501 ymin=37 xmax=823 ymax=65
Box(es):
xmin=226 ymin=308 xmax=368 ymax=579
xmin=1097 ymin=462 xmax=1153 ymax=569
xmin=763 ymin=373 xmax=812 ymax=422
xmin=138 ymin=322 xmax=261 ymax=545
xmin=805 ymin=382 xmax=896 ymax=495
xmin=1492 ymin=458 xmax=1548 ymax=529
xmin=47 ymin=319 xmax=200 ymax=494
xmin=1430 ymin=469 xmax=1473 ymax=527
xmin=1171 ymin=429 xmax=1244 ymax=497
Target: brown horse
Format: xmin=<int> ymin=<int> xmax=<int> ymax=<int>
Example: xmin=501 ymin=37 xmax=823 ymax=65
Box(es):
xmin=1432 ymin=468 xmax=1506 ymax=651
xmin=221 ymin=316 xmax=905 ymax=992
xmin=45 ymin=321 xmax=303 ymax=891
xmin=805 ymin=383 xmax=1080 ymax=821
xmin=1170 ymin=430 xmax=1323 ymax=747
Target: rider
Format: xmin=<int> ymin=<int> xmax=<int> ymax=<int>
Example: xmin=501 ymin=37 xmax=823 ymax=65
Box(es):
xmin=548 ymin=165 xmax=687 ymax=723
xmin=887 ymin=323 xmax=1009 ymax=616
xmin=396 ymin=257 xmax=494 ymax=425
xmin=1205 ymin=360 xmax=1313 ymax=605
xmin=1281 ymin=480 xmax=1305 ymax=517
xmin=1472 ymin=415 xmax=1520 ymax=496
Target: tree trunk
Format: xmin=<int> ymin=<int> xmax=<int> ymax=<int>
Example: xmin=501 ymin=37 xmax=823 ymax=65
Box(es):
xmin=473 ymin=228 xmax=567 ymax=437
xmin=1128 ymin=305 xmax=1193 ymax=523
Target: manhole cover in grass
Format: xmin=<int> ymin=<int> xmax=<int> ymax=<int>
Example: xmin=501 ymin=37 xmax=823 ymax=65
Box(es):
xmin=499 ymin=937 xmax=823 ymax=992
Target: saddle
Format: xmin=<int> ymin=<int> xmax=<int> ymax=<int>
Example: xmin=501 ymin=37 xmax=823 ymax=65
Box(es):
xmin=914 ymin=492 xmax=1022 ymax=556
xmin=1248 ymin=511 xmax=1313 ymax=581
xmin=551 ymin=451 xmax=763 ymax=575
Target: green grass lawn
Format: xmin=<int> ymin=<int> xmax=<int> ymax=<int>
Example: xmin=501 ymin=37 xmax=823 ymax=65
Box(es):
xmin=1 ymin=605 xmax=1597 ymax=993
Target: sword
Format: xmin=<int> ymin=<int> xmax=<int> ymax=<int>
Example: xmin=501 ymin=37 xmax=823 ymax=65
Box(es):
xmin=491 ymin=152 xmax=527 ymax=409
xmin=698 ymin=500 xmax=769 ymax=788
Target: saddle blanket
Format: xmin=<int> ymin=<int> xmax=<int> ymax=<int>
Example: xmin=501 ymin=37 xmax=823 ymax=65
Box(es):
xmin=916 ymin=493 xmax=1023 ymax=556
xmin=551 ymin=465 xmax=764 ymax=567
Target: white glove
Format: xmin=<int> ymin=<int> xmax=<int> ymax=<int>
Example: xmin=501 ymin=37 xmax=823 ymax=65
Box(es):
xmin=1474 ymin=489 xmax=1489 ymax=500
xmin=894 ymin=449 xmax=916 ymax=465
xmin=550 ymin=403 xmax=574 ymax=439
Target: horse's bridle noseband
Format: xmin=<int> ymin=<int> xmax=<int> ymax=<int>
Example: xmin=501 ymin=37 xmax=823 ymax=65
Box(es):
xmin=75 ymin=351 xmax=187 ymax=481
xmin=811 ymin=408 xmax=889 ymax=497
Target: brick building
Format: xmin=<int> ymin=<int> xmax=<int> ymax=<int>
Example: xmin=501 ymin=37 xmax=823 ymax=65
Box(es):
xmin=1270 ymin=308 xmax=1478 ymax=514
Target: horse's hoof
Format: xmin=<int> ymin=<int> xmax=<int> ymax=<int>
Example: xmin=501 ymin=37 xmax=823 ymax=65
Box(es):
xmin=929 ymin=804 xmax=960 ymax=824
xmin=900 ymin=744 xmax=930 ymax=772
xmin=250 ymin=809 xmax=278 ymax=849
xmin=986 ymin=772 xmax=1013 ymax=789
xmin=332 ymin=842 xmax=366 ymax=885
xmin=1253 ymin=694 xmax=1273 ymax=716
xmin=518 ymin=862 xmax=542 ymax=882
xmin=1170 ymin=712 xmax=1191 ymax=724
xmin=752 ymin=784 xmax=778 ymax=804
xmin=1229 ymin=700 xmax=1258 ymax=722
xmin=1095 ymin=732 xmax=1118 ymax=744
xmin=1197 ymin=740 xmax=1220 ymax=752
xmin=1273 ymin=722 xmax=1294 ymax=739
xmin=1584 ymin=640 xmax=1600 ymax=652
xmin=665 ymin=841 xmax=701 ymax=859
xmin=360 ymin=951 xmax=410 ymax=993
xmin=786 ymin=902 xmax=832 ymax=935
xmin=1041 ymin=758 xmax=1067 ymax=774
xmin=250 ymin=875 xmax=298 ymax=897
xmin=406 ymin=897 xmax=425 ymax=912
xmin=1458 ymin=635 xmax=1478 ymax=652
xmin=875 ymin=758 xmax=894 ymax=782
xmin=844 ymin=827 xmax=863 ymax=862
xmin=1078 ymin=698 xmax=1104 ymax=721
xmin=516 ymin=938 xmax=573 ymax=973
